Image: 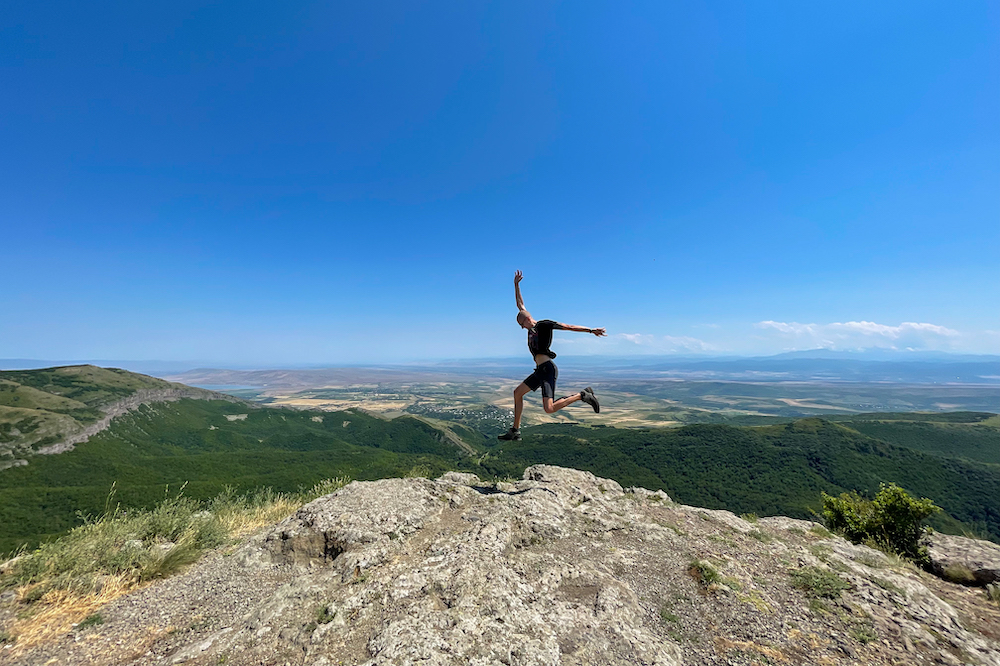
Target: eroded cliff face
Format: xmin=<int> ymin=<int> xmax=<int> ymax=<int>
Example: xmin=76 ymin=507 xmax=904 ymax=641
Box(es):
xmin=9 ymin=466 xmax=1000 ymax=666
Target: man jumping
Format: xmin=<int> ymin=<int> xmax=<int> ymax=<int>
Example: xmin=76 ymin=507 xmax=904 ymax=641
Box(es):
xmin=498 ymin=270 xmax=607 ymax=441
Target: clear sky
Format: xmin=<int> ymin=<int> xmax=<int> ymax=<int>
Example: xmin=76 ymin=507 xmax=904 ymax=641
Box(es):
xmin=2 ymin=1 xmax=998 ymax=364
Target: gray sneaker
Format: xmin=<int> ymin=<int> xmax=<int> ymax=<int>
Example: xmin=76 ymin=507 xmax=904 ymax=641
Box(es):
xmin=579 ymin=387 xmax=600 ymax=413
xmin=497 ymin=427 xmax=522 ymax=441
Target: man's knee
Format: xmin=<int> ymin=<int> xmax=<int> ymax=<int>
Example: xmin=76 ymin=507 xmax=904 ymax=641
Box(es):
xmin=542 ymin=399 xmax=556 ymax=414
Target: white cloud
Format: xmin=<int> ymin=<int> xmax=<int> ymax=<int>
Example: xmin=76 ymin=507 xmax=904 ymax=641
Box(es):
xmin=754 ymin=320 xmax=961 ymax=351
xmin=614 ymin=333 xmax=715 ymax=353
xmin=560 ymin=332 xmax=715 ymax=355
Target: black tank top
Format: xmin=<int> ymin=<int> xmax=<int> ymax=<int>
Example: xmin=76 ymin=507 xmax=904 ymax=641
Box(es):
xmin=528 ymin=320 xmax=557 ymax=359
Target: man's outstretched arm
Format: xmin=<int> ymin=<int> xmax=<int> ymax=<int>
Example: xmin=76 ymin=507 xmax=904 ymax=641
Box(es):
xmin=553 ymin=322 xmax=607 ymax=337
xmin=514 ymin=270 xmax=527 ymax=313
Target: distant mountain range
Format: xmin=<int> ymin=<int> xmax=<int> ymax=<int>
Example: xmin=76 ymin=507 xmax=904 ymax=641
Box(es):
xmin=147 ymin=353 xmax=1000 ymax=387
xmin=3 ymin=349 xmax=999 ymax=385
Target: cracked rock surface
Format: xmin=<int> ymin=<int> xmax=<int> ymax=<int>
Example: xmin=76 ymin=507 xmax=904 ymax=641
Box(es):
xmin=9 ymin=466 xmax=1000 ymax=665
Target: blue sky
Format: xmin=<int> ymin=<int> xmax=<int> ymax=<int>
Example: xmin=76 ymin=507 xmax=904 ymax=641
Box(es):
xmin=2 ymin=1 xmax=998 ymax=364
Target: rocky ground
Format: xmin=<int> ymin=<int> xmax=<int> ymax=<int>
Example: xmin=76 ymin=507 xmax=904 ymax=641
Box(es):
xmin=4 ymin=465 xmax=999 ymax=666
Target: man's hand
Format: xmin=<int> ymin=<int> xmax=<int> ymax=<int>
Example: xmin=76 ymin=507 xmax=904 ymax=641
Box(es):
xmin=514 ymin=270 xmax=526 ymax=311
xmin=592 ymin=328 xmax=607 ymax=337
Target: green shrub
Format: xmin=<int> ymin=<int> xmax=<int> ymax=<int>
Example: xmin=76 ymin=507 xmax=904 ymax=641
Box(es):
xmin=821 ymin=483 xmax=940 ymax=563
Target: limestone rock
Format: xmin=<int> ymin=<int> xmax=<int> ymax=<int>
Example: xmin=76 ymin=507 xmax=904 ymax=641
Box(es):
xmin=927 ymin=531 xmax=1000 ymax=586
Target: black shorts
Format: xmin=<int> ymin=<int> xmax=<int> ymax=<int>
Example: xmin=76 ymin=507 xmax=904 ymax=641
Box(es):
xmin=524 ymin=361 xmax=558 ymax=399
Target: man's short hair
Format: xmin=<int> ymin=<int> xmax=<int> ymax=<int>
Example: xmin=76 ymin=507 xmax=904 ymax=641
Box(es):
xmin=516 ymin=311 xmax=531 ymax=326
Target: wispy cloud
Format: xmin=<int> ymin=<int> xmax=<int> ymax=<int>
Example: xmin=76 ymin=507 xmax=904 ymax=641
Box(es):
xmin=560 ymin=332 xmax=716 ymax=354
xmin=615 ymin=333 xmax=716 ymax=353
xmin=754 ymin=320 xmax=961 ymax=351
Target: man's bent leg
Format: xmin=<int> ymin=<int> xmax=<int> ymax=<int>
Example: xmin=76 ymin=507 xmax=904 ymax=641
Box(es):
xmin=542 ymin=393 xmax=582 ymax=414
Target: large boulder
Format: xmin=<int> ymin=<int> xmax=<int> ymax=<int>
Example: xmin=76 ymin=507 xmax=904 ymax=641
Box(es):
xmin=926 ymin=531 xmax=1000 ymax=586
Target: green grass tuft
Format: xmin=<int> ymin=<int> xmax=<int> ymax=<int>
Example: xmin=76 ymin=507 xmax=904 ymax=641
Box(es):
xmin=76 ymin=613 xmax=104 ymax=630
xmin=789 ymin=566 xmax=851 ymax=599
xmin=658 ymin=606 xmax=678 ymax=623
xmin=688 ymin=560 xmax=721 ymax=588
xmin=315 ymin=604 xmax=336 ymax=624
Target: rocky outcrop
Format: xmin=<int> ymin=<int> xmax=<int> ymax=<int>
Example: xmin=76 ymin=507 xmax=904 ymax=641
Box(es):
xmin=34 ymin=388 xmax=245 ymax=456
xmin=927 ymin=531 xmax=1000 ymax=587
xmin=10 ymin=466 xmax=1000 ymax=666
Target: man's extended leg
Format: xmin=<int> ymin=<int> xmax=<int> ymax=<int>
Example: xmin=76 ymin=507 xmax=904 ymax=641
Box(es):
xmin=513 ymin=382 xmax=531 ymax=429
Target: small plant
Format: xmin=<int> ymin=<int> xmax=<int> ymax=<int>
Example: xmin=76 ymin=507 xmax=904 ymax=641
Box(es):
xmin=77 ymin=613 xmax=104 ymax=630
xmin=658 ymin=606 xmax=678 ymax=624
xmin=789 ymin=566 xmax=851 ymax=599
xmin=740 ymin=513 xmax=759 ymax=524
xmin=688 ymin=560 xmax=721 ymax=588
xmin=821 ymin=483 xmax=940 ymax=563
xmin=302 ymin=477 xmax=351 ymax=500
xmin=721 ymin=576 xmax=743 ymax=592
xmin=808 ymin=525 xmax=832 ymax=538
xmin=849 ymin=621 xmax=878 ymax=644
xmin=808 ymin=598 xmax=831 ymax=615
xmin=749 ymin=529 xmax=773 ymax=543
xmin=0 ymin=629 xmax=15 ymax=645
xmin=315 ymin=604 xmax=336 ymax=624
xmin=657 ymin=521 xmax=685 ymax=536
xmin=405 ymin=465 xmax=431 ymax=479
xmin=737 ymin=589 xmax=773 ymax=613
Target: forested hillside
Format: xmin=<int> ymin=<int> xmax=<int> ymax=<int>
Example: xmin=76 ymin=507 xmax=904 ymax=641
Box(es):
xmin=480 ymin=418 xmax=1000 ymax=542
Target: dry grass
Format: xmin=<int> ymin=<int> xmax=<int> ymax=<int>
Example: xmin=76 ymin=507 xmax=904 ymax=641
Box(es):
xmin=715 ymin=636 xmax=787 ymax=662
xmin=9 ymin=575 xmax=131 ymax=653
xmin=216 ymin=495 xmax=303 ymax=539
xmin=0 ymin=477 xmax=350 ymax=654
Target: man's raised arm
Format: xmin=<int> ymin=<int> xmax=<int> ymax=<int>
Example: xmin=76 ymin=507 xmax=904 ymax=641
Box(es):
xmin=514 ymin=270 xmax=527 ymax=313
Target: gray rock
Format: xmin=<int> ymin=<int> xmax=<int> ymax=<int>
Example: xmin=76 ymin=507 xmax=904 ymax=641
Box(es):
xmin=927 ymin=531 xmax=1000 ymax=586
xmin=437 ymin=471 xmax=482 ymax=486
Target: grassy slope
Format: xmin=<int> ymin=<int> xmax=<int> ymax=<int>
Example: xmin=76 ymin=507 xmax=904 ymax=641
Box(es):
xmin=0 ymin=366 xmax=177 ymax=455
xmin=0 ymin=366 xmax=171 ymax=407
